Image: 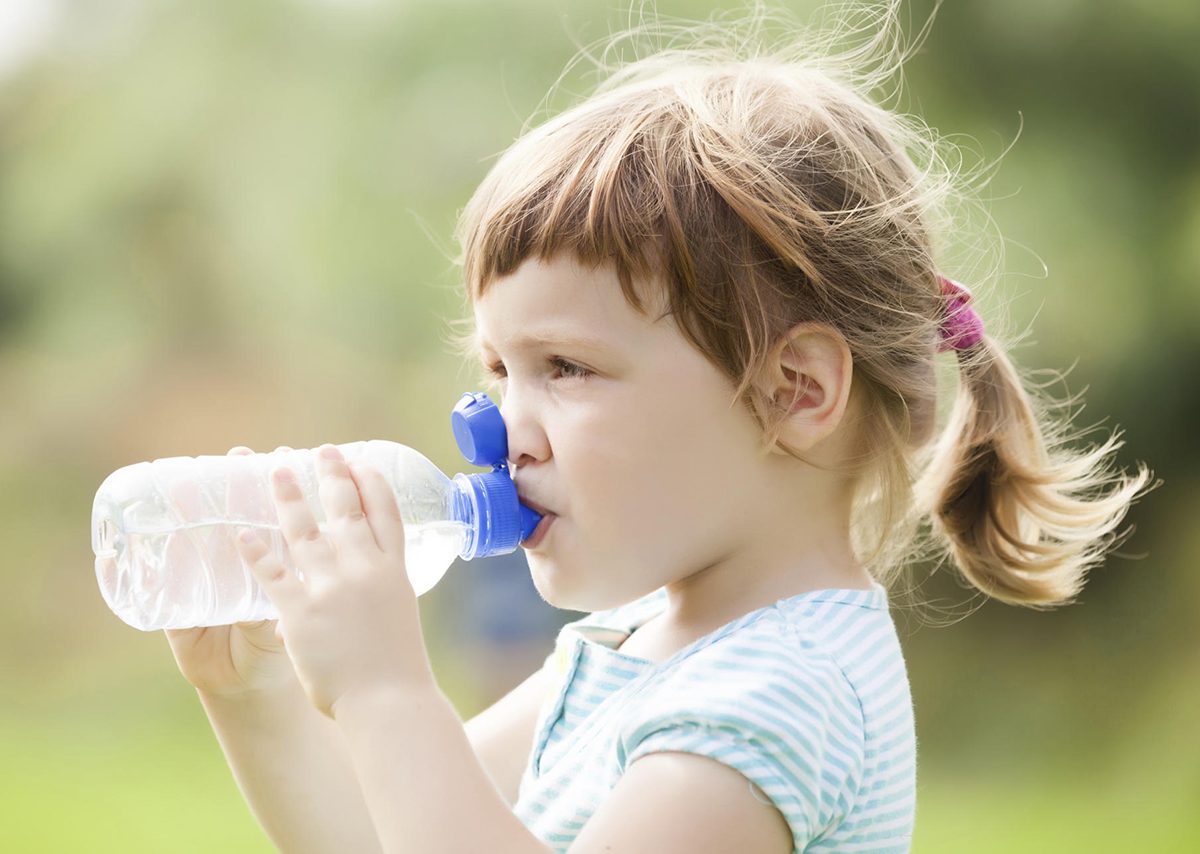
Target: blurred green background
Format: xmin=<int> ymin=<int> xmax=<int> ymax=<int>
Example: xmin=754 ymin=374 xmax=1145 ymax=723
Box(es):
xmin=1 ymin=0 xmax=1196 ymax=851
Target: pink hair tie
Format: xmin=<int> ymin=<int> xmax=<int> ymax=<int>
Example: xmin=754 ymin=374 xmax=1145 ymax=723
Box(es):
xmin=937 ymin=276 xmax=985 ymax=352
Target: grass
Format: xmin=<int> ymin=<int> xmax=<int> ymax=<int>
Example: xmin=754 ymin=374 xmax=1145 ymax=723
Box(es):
xmin=3 ymin=710 xmax=1197 ymax=853
xmin=911 ymin=770 xmax=1200 ymax=852
xmin=1 ymin=712 xmax=271 ymax=853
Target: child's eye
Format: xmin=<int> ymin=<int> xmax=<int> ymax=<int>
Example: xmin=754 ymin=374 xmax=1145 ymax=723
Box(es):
xmin=482 ymin=357 xmax=592 ymax=384
xmin=549 ymin=357 xmax=592 ymax=381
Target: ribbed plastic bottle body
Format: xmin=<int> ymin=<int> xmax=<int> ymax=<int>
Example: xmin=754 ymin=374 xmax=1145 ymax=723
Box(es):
xmin=91 ymin=440 xmax=470 ymax=631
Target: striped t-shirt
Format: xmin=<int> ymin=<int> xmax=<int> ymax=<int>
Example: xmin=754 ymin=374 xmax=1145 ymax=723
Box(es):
xmin=512 ymin=582 xmax=916 ymax=852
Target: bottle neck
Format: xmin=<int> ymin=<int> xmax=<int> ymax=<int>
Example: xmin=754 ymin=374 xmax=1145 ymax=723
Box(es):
xmin=450 ymin=470 xmax=532 ymax=560
xmin=449 ymin=474 xmax=477 ymax=558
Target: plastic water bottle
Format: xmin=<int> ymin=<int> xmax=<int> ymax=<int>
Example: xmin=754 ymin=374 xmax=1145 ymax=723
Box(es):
xmin=91 ymin=392 xmax=543 ymax=631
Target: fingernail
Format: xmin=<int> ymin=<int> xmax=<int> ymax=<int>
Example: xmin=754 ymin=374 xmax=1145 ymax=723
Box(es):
xmin=238 ymin=529 xmax=257 ymax=545
xmin=320 ymin=444 xmax=341 ymax=461
xmin=272 ymin=467 xmax=294 ymax=484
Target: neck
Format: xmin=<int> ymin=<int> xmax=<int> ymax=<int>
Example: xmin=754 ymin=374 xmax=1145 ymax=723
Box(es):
xmin=656 ymin=461 xmax=871 ymax=637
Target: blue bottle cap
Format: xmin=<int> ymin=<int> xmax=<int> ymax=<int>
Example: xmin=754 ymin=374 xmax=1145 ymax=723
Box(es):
xmin=452 ymin=392 xmax=508 ymax=466
xmin=451 ymin=392 xmax=543 ymax=558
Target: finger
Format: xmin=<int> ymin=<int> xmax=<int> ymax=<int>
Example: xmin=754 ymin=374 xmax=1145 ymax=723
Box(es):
xmin=315 ymin=444 xmax=382 ymax=555
xmin=236 ymin=527 xmax=304 ymax=612
xmin=349 ymin=461 xmax=407 ymax=555
xmin=223 ymin=446 xmax=279 ymax=596
xmin=268 ymin=464 xmax=337 ymax=575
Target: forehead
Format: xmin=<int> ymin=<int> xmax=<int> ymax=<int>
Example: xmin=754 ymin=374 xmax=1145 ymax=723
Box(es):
xmin=472 ymin=255 xmax=666 ymax=354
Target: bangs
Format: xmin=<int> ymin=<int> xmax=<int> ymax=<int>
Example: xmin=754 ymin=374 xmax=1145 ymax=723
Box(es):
xmin=454 ymin=83 xmax=695 ymax=321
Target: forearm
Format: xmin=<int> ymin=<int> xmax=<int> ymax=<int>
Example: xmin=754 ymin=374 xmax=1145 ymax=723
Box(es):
xmin=334 ymin=682 xmax=552 ymax=854
xmin=199 ymin=681 xmax=383 ymax=854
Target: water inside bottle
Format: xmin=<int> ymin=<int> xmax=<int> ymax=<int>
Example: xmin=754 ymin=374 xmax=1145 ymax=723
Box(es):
xmin=95 ymin=519 xmax=467 ymax=631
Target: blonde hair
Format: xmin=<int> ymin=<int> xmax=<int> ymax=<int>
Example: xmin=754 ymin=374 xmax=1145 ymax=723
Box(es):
xmin=443 ymin=0 xmax=1159 ymax=611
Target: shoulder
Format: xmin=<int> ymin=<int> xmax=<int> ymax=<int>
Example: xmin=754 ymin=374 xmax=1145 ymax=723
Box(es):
xmin=628 ymin=608 xmax=867 ymax=738
xmin=615 ymin=609 xmax=869 ymax=848
xmin=567 ymin=747 xmax=794 ymax=854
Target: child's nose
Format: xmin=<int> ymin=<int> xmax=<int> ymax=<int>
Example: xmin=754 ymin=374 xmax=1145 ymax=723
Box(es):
xmin=500 ymin=397 xmax=552 ymax=468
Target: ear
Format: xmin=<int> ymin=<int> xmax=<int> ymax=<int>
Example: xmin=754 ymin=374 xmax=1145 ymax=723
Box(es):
xmin=758 ymin=322 xmax=854 ymax=455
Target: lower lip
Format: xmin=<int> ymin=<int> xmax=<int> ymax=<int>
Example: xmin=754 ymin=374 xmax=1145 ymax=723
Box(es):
xmin=524 ymin=514 xmax=558 ymax=549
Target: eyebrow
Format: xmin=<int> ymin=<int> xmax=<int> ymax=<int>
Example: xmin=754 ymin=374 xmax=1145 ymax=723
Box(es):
xmin=476 ymin=331 xmax=610 ymax=359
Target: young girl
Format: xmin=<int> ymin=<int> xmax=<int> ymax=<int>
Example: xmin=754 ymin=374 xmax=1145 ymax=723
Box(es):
xmin=168 ymin=2 xmax=1156 ymax=852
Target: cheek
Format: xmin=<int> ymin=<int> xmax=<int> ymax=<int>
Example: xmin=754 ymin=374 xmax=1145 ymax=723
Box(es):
xmin=570 ymin=402 xmax=728 ymax=558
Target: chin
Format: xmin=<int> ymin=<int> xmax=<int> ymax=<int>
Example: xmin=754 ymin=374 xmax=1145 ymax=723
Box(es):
xmin=527 ymin=554 xmax=591 ymax=613
xmin=524 ymin=553 xmax=555 ymax=598
xmin=531 ymin=560 xmax=646 ymax=616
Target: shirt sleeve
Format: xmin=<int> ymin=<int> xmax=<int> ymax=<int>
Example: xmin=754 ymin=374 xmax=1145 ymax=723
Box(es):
xmin=617 ymin=647 xmax=866 ymax=851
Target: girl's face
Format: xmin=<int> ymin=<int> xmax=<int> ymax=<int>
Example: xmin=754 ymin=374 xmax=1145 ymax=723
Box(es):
xmin=474 ymin=253 xmax=770 ymax=613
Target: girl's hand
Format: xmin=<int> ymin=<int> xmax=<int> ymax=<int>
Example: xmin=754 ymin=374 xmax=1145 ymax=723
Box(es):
xmin=164 ymin=446 xmax=297 ymax=699
xmin=234 ymin=443 xmax=433 ymax=720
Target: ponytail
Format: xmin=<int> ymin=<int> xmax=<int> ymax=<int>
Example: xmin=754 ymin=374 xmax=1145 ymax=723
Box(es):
xmin=914 ymin=336 xmax=1160 ymax=609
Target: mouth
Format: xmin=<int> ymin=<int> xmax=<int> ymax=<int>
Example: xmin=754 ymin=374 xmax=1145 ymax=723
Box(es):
xmin=517 ymin=493 xmax=554 ymax=518
xmin=523 ymin=512 xmax=558 ymax=549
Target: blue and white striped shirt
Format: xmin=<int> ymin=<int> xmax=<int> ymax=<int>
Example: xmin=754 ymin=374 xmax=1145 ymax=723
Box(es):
xmin=513 ymin=582 xmax=916 ymax=852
